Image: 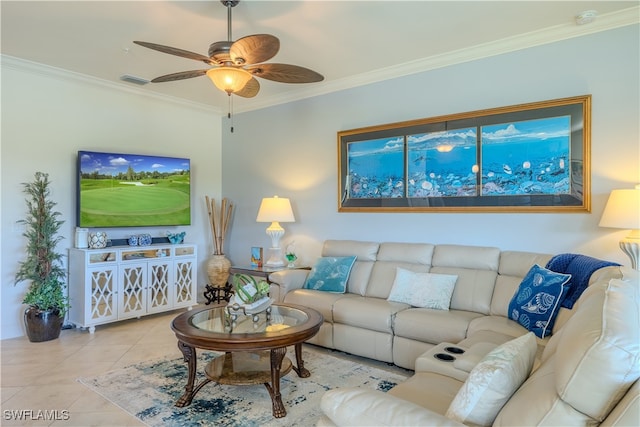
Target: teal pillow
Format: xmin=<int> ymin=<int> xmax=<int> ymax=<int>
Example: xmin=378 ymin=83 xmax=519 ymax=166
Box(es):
xmin=508 ymin=264 xmax=571 ymax=338
xmin=303 ymin=256 xmax=357 ymax=293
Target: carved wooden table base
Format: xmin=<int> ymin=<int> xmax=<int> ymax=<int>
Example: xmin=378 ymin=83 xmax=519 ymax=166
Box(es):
xmin=171 ymin=303 xmax=322 ymax=419
xmin=175 ymin=341 xmax=310 ymax=417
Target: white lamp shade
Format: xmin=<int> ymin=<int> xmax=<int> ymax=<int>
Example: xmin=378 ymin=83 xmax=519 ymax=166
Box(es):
xmin=206 ymin=67 xmax=252 ymax=94
xmin=256 ymin=196 xmax=295 ymax=223
xmin=599 ymin=188 xmax=640 ymax=230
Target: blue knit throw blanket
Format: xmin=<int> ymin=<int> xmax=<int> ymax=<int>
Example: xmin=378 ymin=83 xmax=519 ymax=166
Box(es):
xmin=546 ymin=253 xmax=620 ymax=309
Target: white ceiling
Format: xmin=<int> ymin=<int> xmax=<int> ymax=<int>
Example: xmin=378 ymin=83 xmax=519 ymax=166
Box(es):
xmin=1 ymin=1 xmax=638 ymax=113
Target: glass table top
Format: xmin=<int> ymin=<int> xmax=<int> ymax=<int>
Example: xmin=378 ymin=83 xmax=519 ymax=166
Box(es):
xmin=189 ymin=305 xmax=309 ymax=335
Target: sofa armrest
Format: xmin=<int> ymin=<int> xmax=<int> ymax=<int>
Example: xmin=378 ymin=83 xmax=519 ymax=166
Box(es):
xmin=320 ymin=388 xmax=465 ymax=427
xmin=268 ymin=269 xmax=310 ymax=302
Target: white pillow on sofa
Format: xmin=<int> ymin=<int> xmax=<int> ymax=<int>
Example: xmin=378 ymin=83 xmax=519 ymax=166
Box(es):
xmin=445 ymin=332 xmax=537 ymax=426
xmin=387 ymin=268 xmax=457 ymax=310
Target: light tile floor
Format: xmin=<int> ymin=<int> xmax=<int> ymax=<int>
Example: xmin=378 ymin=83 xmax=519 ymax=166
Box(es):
xmin=1 ymin=306 xmax=410 ymax=426
xmin=1 ymin=308 xmax=190 ymax=426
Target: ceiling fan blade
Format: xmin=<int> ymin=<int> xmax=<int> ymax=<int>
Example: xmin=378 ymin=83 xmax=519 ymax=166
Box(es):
xmin=246 ymin=63 xmax=324 ymax=83
xmin=234 ymin=77 xmax=260 ymax=98
xmin=150 ymin=70 xmax=209 ymax=83
xmin=230 ymin=34 xmax=279 ymax=65
xmin=133 ymin=41 xmax=212 ymax=65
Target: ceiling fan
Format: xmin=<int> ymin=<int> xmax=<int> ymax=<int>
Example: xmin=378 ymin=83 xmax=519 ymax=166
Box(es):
xmin=133 ymin=0 xmax=324 ymax=98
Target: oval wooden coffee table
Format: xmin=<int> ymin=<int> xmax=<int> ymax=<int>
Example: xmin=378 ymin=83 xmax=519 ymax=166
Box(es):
xmin=171 ymin=303 xmax=323 ymax=418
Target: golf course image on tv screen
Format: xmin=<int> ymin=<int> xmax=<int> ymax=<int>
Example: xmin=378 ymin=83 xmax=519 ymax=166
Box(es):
xmin=77 ymin=151 xmax=191 ymax=228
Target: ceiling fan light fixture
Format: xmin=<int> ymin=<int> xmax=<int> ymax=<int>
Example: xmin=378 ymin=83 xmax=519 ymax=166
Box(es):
xmin=134 ymin=0 xmax=322 ymax=99
xmin=206 ymin=67 xmax=252 ymax=94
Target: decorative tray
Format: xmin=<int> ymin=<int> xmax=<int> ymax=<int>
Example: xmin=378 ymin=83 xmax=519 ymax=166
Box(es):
xmin=226 ymin=295 xmax=273 ymax=316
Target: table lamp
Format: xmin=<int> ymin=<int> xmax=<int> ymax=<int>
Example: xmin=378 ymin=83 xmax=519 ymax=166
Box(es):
xmin=598 ymin=184 xmax=640 ymax=270
xmin=256 ymin=196 xmax=295 ymax=267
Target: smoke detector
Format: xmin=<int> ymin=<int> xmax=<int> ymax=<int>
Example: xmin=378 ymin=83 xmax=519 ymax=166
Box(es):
xmin=575 ymin=10 xmax=598 ymax=25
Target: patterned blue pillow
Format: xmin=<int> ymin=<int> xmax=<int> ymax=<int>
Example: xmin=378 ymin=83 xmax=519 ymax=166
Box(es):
xmin=303 ymin=256 xmax=357 ymax=293
xmin=508 ymin=264 xmax=571 ymax=338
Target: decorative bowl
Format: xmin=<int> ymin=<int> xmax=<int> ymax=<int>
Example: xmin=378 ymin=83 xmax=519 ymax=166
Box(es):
xmin=138 ymin=233 xmax=152 ymax=246
xmin=167 ymin=231 xmax=185 ymax=244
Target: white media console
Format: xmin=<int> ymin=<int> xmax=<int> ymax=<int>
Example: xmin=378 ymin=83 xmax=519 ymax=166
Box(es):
xmin=68 ymin=243 xmax=197 ymax=333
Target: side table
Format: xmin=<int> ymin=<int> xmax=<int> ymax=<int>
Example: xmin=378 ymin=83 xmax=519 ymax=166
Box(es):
xmin=203 ymin=265 xmax=310 ymax=305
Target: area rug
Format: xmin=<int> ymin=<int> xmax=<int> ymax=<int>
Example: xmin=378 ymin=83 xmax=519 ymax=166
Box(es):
xmin=78 ymin=347 xmax=410 ymax=427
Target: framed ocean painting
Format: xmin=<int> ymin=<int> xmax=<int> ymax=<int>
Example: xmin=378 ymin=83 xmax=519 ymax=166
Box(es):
xmin=338 ymin=95 xmax=591 ymax=213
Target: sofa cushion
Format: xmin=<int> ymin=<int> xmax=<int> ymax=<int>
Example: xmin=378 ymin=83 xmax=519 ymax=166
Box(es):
xmin=365 ymin=243 xmax=434 ymax=298
xmin=304 ymin=256 xmax=357 ymax=293
xmin=394 ymin=308 xmax=483 ymax=345
xmin=387 ymin=268 xmax=457 ymax=310
xmin=507 ymin=264 xmax=571 ymax=338
xmin=457 ymin=330 xmax=516 ymax=350
xmin=497 ymin=250 xmax=553 ymax=278
xmin=322 ymin=240 xmax=378 ymax=296
xmin=322 ymin=384 xmax=464 ymax=427
xmin=333 ymin=296 xmax=408 ymax=334
xmin=431 ymin=266 xmax=497 ymax=315
xmin=322 ymin=240 xmax=379 ymax=261
xmin=430 ymin=244 xmax=500 ymax=315
xmin=432 ymin=244 xmax=501 ymax=271
xmin=445 ymin=332 xmax=537 ymax=426
xmin=283 ymin=289 xmax=356 ymax=322
xmin=389 ymin=371 xmax=464 ymax=415
xmin=464 ymin=317 xmax=547 ymax=366
xmin=492 ymin=250 xmax=553 ymax=316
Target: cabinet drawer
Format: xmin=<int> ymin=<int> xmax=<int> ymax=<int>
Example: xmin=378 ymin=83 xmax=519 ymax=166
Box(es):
xmin=88 ymin=250 xmax=116 ymax=264
xmin=120 ymin=247 xmax=170 ymax=261
xmin=174 ymin=246 xmax=195 ymax=257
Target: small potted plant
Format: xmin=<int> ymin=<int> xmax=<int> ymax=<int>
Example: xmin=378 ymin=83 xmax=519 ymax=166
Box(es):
xmin=14 ymin=172 xmax=70 ymax=342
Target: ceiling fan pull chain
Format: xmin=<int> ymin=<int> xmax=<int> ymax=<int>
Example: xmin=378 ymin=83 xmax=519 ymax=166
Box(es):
xmin=228 ymin=94 xmax=234 ymax=133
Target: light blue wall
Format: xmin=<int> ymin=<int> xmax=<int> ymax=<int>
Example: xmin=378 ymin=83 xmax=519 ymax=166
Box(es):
xmin=1 ymin=59 xmax=222 ymax=339
xmin=221 ymin=25 xmax=640 ymax=269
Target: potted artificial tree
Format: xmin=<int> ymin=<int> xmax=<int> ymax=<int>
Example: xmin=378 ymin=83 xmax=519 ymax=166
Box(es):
xmin=14 ymin=172 xmax=70 ymax=342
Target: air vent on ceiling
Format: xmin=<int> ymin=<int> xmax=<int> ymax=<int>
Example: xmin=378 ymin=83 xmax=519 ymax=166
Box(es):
xmin=120 ymin=74 xmax=150 ymax=85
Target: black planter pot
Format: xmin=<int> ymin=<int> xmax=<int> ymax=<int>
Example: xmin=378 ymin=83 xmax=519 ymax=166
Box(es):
xmin=24 ymin=307 xmax=63 ymax=342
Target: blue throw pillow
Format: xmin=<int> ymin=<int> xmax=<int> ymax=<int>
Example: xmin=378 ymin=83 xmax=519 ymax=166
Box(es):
xmin=508 ymin=264 xmax=571 ymax=338
xmin=303 ymin=256 xmax=357 ymax=293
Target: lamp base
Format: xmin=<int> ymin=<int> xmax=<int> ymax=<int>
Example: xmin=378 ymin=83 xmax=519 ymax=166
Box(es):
xmin=265 ymin=247 xmax=285 ymax=267
xmin=264 ymin=222 xmax=285 ymax=267
xmin=620 ymin=237 xmax=639 ymax=271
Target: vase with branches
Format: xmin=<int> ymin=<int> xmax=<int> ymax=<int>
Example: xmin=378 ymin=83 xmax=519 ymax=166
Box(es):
xmin=14 ymin=172 xmax=70 ymax=342
xmin=205 ymin=196 xmax=233 ymax=288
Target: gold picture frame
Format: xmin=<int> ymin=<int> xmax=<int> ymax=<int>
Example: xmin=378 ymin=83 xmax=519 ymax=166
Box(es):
xmin=338 ymin=95 xmax=591 ymax=213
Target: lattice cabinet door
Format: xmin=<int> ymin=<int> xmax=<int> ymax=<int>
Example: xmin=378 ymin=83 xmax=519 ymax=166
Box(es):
xmin=147 ymin=260 xmax=173 ymax=314
xmin=174 ymin=258 xmax=196 ymax=308
xmin=119 ymin=263 xmax=147 ymax=319
xmin=88 ymin=266 xmax=118 ymax=326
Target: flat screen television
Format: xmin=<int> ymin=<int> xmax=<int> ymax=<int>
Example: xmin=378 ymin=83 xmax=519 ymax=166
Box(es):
xmin=77 ymin=150 xmax=191 ymax=228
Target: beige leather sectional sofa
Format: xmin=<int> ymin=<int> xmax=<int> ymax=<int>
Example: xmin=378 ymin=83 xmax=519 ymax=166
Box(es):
xmin=269 ymin=239 xmax=639 ymax=426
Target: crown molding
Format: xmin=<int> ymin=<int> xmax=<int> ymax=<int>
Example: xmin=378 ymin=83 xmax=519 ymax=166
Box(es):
xmin=2 ymin=6 xmax=637 ymax=116
xmin=0 ymin=55 xmax=222 ymax=115
xmin=235 ymin=6 xmax=639 ymax=114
